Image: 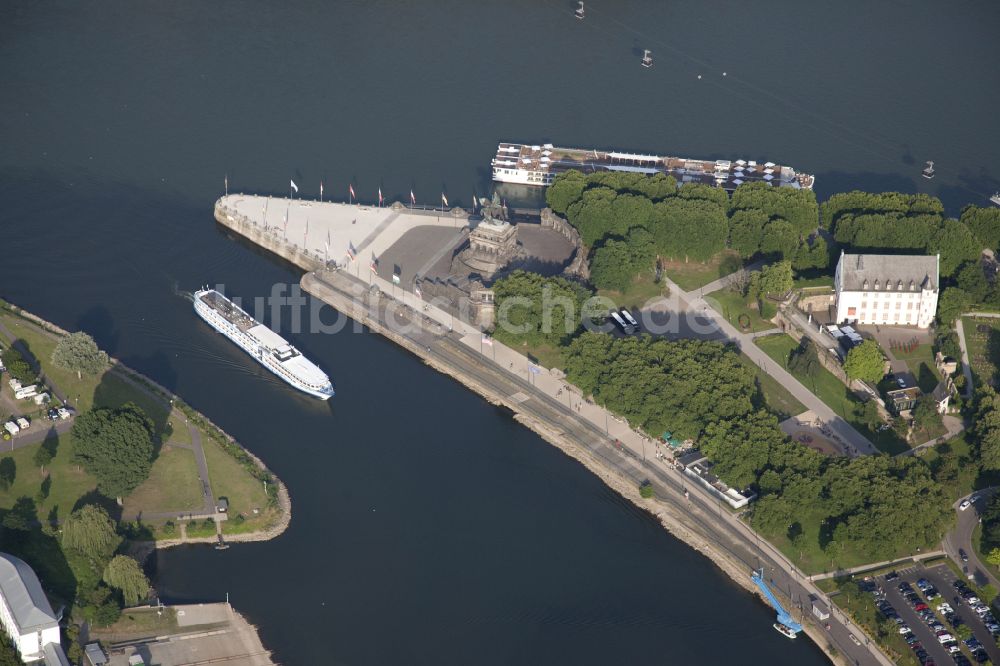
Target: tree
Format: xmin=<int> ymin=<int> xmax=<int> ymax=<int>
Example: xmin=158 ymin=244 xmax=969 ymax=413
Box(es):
xmin=956 ymin=261 xmax=990 ymax=303
xmin=961 ymin=205 xmax=1000 ymax=251
xmin=788 ymin=339 xmax=821 ymax=379
xmin=545 ymin=170 xmax=587 ymax=215
xmin=51 ymin=331 xmax=108 ymax=379
xmin=1 ymin=346 xmax=34 ymax=384
xmin=639 ymin=482 xmax=654 ymax=499
xmin=987 ymin=548 xmax=1000 ymax=568
xmin=728 ymin=209 xmax=768 ymax=258
xmin=103 ymin=555 xmax=150 ymax=606
xmin=0 ymin=458 xmax=14 ymax=491
xmin=756 ymin=261 xmax=793 ymax=297
xmin=759 ymin=219 xmax=798 ymax=259
xmin=1 ymin=497 xmax=37 ymax=531
xmin=912 ymin=394 xmax=943 ymax=433
xmin=590 ymin=240 xmax=634 ymax=292
xmin=843 ymin=340 xmax=885 ymax=383
xmin=62 ymin=504 xmax=122 ymax=564
xmin=33 ymin=440 xmax=55 ymax=473
xmin=71 ymin=403 xmax=154 ymax=499
xmin=937 ymin=287 xmax=970 ymax=326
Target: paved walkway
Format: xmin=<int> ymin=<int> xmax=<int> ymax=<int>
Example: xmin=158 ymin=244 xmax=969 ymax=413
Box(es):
xmin=654 ymin=277 xmax=878 ymax=456
xmin=695 ymin=258 xmax=766 ymax=295
xmin=898 ymin=414 xmax=966 ymax=457
xmin=810 ymin=550 xmax=946 ymax=581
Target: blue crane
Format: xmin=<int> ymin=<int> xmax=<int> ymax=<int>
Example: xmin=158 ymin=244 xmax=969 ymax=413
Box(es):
xmin=751 ymin=568 xmax=802 ymax=636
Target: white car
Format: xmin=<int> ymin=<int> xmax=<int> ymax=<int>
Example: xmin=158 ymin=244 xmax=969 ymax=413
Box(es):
xmin=960 ymin=499 xmax=972 ymax=511
xmin=898 ymin=623 xmax=911 ymax=634
xmin=937 ymin=603 xmax=954 ymax=614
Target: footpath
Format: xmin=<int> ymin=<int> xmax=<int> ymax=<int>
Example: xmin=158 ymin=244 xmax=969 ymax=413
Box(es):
xmin=302 ymin=267 xmax=893 ymax=666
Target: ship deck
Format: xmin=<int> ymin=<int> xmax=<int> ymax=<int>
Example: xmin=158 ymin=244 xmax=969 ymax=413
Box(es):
xmin=199 ymin=290 xmax=257 ymax=333
xmin=493 ymin=142 xmax=814 ymax=190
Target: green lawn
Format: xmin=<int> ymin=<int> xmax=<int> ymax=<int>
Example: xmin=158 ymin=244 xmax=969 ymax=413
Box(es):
xmin=735 ymin=352 xmax=805 ymax=420
xmin=754 ymin=334 xmax=907 ymax=454
xmin=121 ymin=446 xmax=203 ymax=515
xmin=0 ymin=434 xmax=97 ymax=523
xmin=0 ymin=311 xmax=170 ymax=436
xmin=202 ymin=436 xmax=269 ymax=517
xmin=705 ymin=288 xmax=775 ymax=333
xmin=962 ymin=316 xmax=1000 ymax=388
xmin=184 ymin=519 xmax=217 ymax=539
xmin=596 ymin=272 xmax=666 ymax=311
xmin=793 ymin=275 xmax=835 ymax=289
xmin=90 ymin=608 xmax=180 ymax=642
xmin=661 ymin=250 xmax=742 ymax=292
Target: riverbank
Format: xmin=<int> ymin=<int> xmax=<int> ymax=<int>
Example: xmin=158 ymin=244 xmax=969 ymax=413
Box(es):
xmin=298 ymin=268 xmax=854 ymax=666
xmin=0 ymin=299 xmax=290 ymax=548
xmin=216 ymin=196 xmax=884 ymax=665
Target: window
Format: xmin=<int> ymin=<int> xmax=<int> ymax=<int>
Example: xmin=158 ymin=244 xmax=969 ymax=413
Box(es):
xmin=907 ymin=302 xmax=913 ymax=310
xmin=847 ymin=307 xmax=857 ymax=316
xmin=884 ymin=302 xmax=890 ymax=310
xmin=896 ymin=302 xmax=901 ymax=309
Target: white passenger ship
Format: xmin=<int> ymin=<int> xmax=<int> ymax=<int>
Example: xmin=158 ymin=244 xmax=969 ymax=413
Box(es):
xmin=491 ymin=142 xmax=815 ymax=191
xmin=194 ymin=288 xmax=334 ymax=400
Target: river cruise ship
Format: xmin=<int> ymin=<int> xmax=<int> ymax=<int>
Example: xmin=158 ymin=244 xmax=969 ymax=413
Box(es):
xmin=194 ymin=288 xmax=334 ymax=400
xmin=491 ymin=142 xmax=815 ymax=191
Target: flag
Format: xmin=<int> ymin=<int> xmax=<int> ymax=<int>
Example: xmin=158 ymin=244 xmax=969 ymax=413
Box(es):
xmin=472 ymin=193 xmax=478 ymax=210
xmin=441 ymin=192 xmax=448 ymax=207
xmin=224 ymin=174 xmax=228 ymax=191
xmin=304 ymin=219 xmax=309 ymax=241
xmin=392 ymin=273 xmax=400 ymax=285
xmin=378 ymin=187 xmax=384 ymax=206
xmin=320 ymin=181 xmax=324 ymax=198
xmin=528 ymin=363 xmax=540 ymax=375
xmin=481 ymin=334 xmax=493 ymax=346
xmin=410 ymin=189 xmax=416 ymax=205
xmin=349 ymin=183 xmax=356 ymax=200
xmin=369 ymin=253 xmax=378 ymax=274
xmin=290 ymin=179 xmax=299 ymax=193
xmin=346 ymin=241 xmax=357 ymax=261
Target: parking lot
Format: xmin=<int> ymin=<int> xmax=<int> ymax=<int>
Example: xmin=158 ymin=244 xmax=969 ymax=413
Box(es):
xmin=864 ymin=562 xmax=1000 ymax=666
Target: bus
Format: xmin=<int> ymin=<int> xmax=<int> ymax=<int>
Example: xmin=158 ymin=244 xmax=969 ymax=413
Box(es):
xmin=620 ymin=308 xmax=639 ymax=329
xmin=609 ymin=311 xmax=634 ymax=334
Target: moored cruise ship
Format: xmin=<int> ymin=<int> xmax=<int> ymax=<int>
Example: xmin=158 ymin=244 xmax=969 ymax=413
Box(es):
xmin=491 ymin=142 xmax=815 ymax=191
xmin=194 ymin=288 xmax=334 ymax=400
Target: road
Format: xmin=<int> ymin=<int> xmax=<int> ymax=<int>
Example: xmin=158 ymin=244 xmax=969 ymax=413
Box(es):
xmin=304 ymin=268 xmax=894 ymax=666
xmin=943 ymin=490 xmax=1000 ymax=591
xmin=652 ymin=277 xmax=878 ymax=456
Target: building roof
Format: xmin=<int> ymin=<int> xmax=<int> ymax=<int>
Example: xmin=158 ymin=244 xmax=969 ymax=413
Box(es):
xmin=43 ymin=642 xmax=71 ymax=666
xmin=837 ymin=252 xmax=939 ymax=292
xmin=84 ymin=643 xmax=108 ymax=665
xmin=0 ymin=552 xmax=59 ymax=634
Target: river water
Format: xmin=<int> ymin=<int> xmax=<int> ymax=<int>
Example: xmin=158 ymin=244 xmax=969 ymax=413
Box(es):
xmin=1 ymin=1 xmax=997 ymax=664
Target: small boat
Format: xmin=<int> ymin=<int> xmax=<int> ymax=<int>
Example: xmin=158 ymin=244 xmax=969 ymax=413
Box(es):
xmin=574 ymin=1 xmax=585 ymax=20
xmin=773 ymin=623 xmax=798 ymax=639
xmin=990 ymin=192 xmax=1000 ymax=207
xmin=922 ymin=160 xmax=935 ymax=179
xmin=641 ymin=49 xmax=653 ymax=68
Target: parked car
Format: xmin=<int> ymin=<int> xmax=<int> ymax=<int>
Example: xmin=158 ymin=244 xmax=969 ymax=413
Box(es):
xmin=959 ymin=549 xmax=969 ymax=562
xmin=960 ymin=499 xmax=972 ymax=511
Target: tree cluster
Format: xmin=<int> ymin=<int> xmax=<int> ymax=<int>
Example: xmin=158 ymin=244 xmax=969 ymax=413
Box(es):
xmin=71 ymin=403 xmax=154 ymax=499
xmin=824 ymin=191 xmax=979 ymax=277
xmin=1 ymin=346 xmax=35 ymax=384
xmin=491 ymin=271 xmax=594 ymax=349
xmin=561 ymin=332 xmax=951 ymax=559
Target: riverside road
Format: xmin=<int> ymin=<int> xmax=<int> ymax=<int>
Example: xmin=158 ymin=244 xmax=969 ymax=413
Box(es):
xmin=303 ymin=268 xmax=893 ymax=666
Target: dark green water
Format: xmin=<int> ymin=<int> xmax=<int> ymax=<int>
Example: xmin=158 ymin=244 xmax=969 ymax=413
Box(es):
xmin=1 ymin=1 xmax=997 ymax=663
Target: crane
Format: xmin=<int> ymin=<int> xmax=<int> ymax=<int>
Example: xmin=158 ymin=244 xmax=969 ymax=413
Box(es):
xmin=751 ymin=568 xmax=802 ymax=638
